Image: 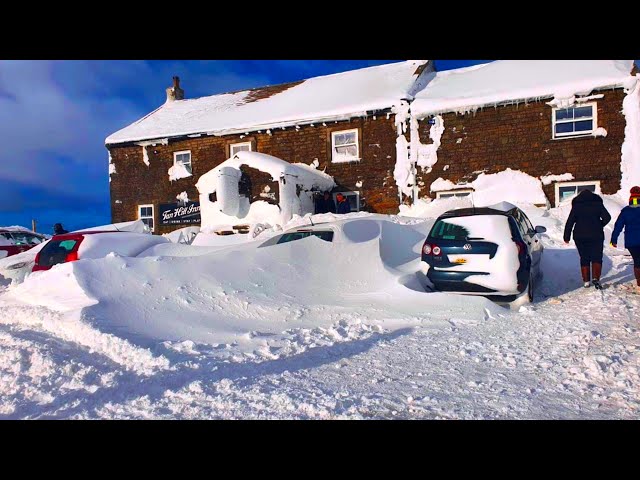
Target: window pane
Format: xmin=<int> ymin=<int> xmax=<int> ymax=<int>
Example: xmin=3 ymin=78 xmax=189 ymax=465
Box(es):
xmin=454 ymin=192 xmax=470 ymax=198
xmin=184 ymin=163 xmax=193 ymax=174
xmin=176 ymin=153 xmax=190 ymax=164
xmin=559 ymin=186 xmax=577 ymax=202
xmin=556 ymin=122 xmax=574 ymax=134
xmin=555 ymin=109 xmax=572 ymax=121
xmin=334 ymin=132 xmax=356 ymax=146
xmin=336 ymin=145 xmax=358 ymax=157
xmin=439 ymin=194 xmax=454 ymax=198
xmin=231 ymin=144 xmax=250 ymax=155
xmin=574 ymin=106 xmax=592 ymax=118
xmin=347 ymin=195 xmax=358 ymax=211
xmin=574 ymin=120 xmax=593 ymax=132
xmin=576 ymin=184 xmax=596 ymax=193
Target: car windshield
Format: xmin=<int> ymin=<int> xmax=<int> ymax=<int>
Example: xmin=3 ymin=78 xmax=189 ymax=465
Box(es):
xmin=9 ymin=232 xmax=44 ymax=245
xmin=37 ymin=239 xmax=78 ymax=267
xmin=276 ymin=231 xmax=334 ymax=244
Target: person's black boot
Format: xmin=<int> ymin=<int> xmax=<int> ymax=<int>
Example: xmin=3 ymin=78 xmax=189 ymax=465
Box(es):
xmin=592 ymin=263 xmax=603 ymax=290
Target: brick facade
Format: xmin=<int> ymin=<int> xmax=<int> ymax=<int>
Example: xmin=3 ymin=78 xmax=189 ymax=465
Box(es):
xmin=109 ymin=88 xmax=630 ymax=234
xmin=414 ymin=89 xmax=627 ymax=205
xmin=109 ymin=115 xmax=400 ymax=234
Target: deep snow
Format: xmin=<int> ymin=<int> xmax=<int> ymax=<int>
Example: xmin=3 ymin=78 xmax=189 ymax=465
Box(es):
xmin=1 ymin=205 xmax=639 ymax=419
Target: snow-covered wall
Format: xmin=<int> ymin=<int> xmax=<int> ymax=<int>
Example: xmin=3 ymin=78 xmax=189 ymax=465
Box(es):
xmin=620 ymin=74 xmax=640 ymax=196
xmin=196 ymin=151 xmax=335 ymax=229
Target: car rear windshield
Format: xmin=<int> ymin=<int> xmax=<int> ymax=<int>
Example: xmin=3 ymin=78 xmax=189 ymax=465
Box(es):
xmin=429 ymin=220 xmax=472 ymax=240
xmin=37 ymin=239 xmax=78 ymax=267
xmin=276 ymin=231 xmax=334 ymax=244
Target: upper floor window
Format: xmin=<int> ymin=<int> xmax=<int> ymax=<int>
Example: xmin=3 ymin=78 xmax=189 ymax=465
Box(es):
xmin=331 ymin=129 xmax=360 ymax=163
xmin=173 ymin=150 xmax=192 ymax=174
xmin=552 ymin=103 xmax=596 ymax=139
xmin=230 ymin=141 xmax=252 ymax=157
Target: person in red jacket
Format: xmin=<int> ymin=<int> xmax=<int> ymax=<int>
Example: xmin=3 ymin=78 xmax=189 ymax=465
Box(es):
xmin=563 ymin=189 xmax=611 ymax=289
xmin=610 ymin=186 xmax=640 ymax=293
xmin=335 ymin=193 xmax=351 ymax=214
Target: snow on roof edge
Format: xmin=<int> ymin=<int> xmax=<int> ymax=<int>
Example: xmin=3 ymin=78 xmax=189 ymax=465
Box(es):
xmin=411 ymin=60 xmax=635 ymax=118
xmin=105 ymin=60 xmax=428 ymax=146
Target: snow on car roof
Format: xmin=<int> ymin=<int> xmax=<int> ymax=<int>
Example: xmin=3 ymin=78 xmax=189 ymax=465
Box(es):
xmin=105 ymin=61 xmax=429 ymax=145
xmin=411 ymin=60 xmax=635 ymax=117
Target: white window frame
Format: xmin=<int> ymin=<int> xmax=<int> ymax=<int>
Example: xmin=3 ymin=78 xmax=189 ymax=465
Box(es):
xmin=333 ymin=191 xmax=360 ymax=212
xmin=230 ymin=141 xmax=252 ymax=157
xmin=138 ymin=204 xmax=155 ymax=232
xmin=173 ymin=150 xmax=192 ymax=174
xmin=552 ymin=103 xmax=597 ymax=139
xmin=554 ymin=180 xmax=601 ymax=207
xmin=435 ymin=189 xmax=474 ymax=199
xmin=331 ymin=129 xmax=360 ymax=163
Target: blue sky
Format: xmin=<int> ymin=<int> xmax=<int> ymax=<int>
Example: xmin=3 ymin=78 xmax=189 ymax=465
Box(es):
xmin=0 ymin=59 xmax=632 ymax=233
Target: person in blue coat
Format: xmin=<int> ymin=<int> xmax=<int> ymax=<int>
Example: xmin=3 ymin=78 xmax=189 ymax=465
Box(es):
xmin=336 ymin=193 xmax=351 ymax=214
xmin=610 ymin=186 xmax=640 ymax=293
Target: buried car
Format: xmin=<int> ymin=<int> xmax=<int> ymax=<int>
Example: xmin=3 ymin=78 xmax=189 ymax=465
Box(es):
xmin=32 ymin=231 xmax=169 ymax=272
xmin=0 ymin=227 xmax=48 ymax=259
xmin=420 ymin=202 xmax=546 ymax=305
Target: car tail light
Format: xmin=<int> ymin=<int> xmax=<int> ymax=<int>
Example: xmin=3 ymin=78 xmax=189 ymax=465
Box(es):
xmin=515 ymin=240 xmax=526 ymax=256
xmin=432 ymin=245 xmax=441 ymax=256
xmin=65 ymin=251 xmax=79 ymax=262
xmin=423 ymin=243 xmax=432 ymax=255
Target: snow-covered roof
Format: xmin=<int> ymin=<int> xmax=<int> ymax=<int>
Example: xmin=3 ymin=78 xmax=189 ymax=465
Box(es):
xmin=106 ymin=61 xmax=430 ymax=145
xmin=195 ymin=151 xmax=335 ymax=194
xmin=411 ymin=60 xmax=636 ymax=117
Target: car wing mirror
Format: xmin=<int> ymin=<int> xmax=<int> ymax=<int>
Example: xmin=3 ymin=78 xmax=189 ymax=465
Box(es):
xmin=534 ymin=225 xmax=547 ymax=234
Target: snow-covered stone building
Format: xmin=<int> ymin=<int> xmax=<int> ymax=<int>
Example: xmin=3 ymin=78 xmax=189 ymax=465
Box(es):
xmin=106 ymin=60 xmax=640 ymax=233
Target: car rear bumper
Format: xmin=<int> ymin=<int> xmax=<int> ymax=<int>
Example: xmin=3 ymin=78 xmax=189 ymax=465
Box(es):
xmin=421 ymin=261 xmax=521 ymax=299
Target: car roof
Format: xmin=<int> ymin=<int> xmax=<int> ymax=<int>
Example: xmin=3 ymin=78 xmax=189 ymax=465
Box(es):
xmin=51 ymin=230 xmax=124 ymax=239
xmin=437 ymin=206 xmax=518 ymax=219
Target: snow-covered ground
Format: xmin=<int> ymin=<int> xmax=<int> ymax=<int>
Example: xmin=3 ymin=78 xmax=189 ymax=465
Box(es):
xmin=1 ymin=206 xmax=639 ymax=419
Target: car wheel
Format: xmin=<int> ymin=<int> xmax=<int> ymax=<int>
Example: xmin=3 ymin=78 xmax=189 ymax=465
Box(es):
xmin=509 ymin=270 xmax=533 ymax=310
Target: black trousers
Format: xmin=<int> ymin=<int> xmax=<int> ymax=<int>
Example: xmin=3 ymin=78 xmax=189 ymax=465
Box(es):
xmin=629 ymin=246 xmax=640 ymax=268
xmin=575 ymin=239 xmax=603 ymax=266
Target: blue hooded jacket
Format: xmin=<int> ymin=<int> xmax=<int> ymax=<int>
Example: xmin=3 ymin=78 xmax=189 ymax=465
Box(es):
xmin=611 ymin=205 xmax=640 ymax=247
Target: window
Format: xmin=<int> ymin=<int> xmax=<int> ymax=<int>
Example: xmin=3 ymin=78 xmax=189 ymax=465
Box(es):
xmin=9 ymin=232 xmax=45 ymax=245
xmin=554 ymin=181 xmax=601 ymax=207
xmin=429 ymin=220 xmax=470 ymax=240
xmin=331 ymin=129 xmax=359 ymax=163
xmin=513 ymin=210 xmax=534 ymax=237
xmin=333 ymin=191 xmax=360 ymax=212
xmin=435 ymin=189 xmax=473 ymax=199
xmin=173 ymin=150 xmax=192 ymax=174
xmin=138 ymin=204 xmax=154 ymax=232
xmin=230 ymin=141 xmax=252 ymax=157
xmin=552 ymin=103 xmax=596 ymax=139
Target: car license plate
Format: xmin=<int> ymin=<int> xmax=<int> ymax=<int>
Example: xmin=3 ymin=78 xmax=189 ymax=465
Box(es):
xmin=453 ymin=258 xmax=467 ymax=264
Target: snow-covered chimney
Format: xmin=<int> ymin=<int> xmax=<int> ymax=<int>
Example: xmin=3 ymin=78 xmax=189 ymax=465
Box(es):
xmin=166 ymin=76 xmax=184 ymax=102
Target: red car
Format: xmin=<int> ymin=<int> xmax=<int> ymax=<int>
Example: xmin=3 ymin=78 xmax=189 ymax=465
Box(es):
xmin=32 ymin=230 xmax=169 ymax=272
xmin=0 ymin=228 xmax=49 ymax=259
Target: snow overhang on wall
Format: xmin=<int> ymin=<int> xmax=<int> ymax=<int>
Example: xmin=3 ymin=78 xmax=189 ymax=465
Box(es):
xmin=196 ymin=151 xmax=335 ymax=195
xmin=410 ymin=60 xmax=636 ymax=118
